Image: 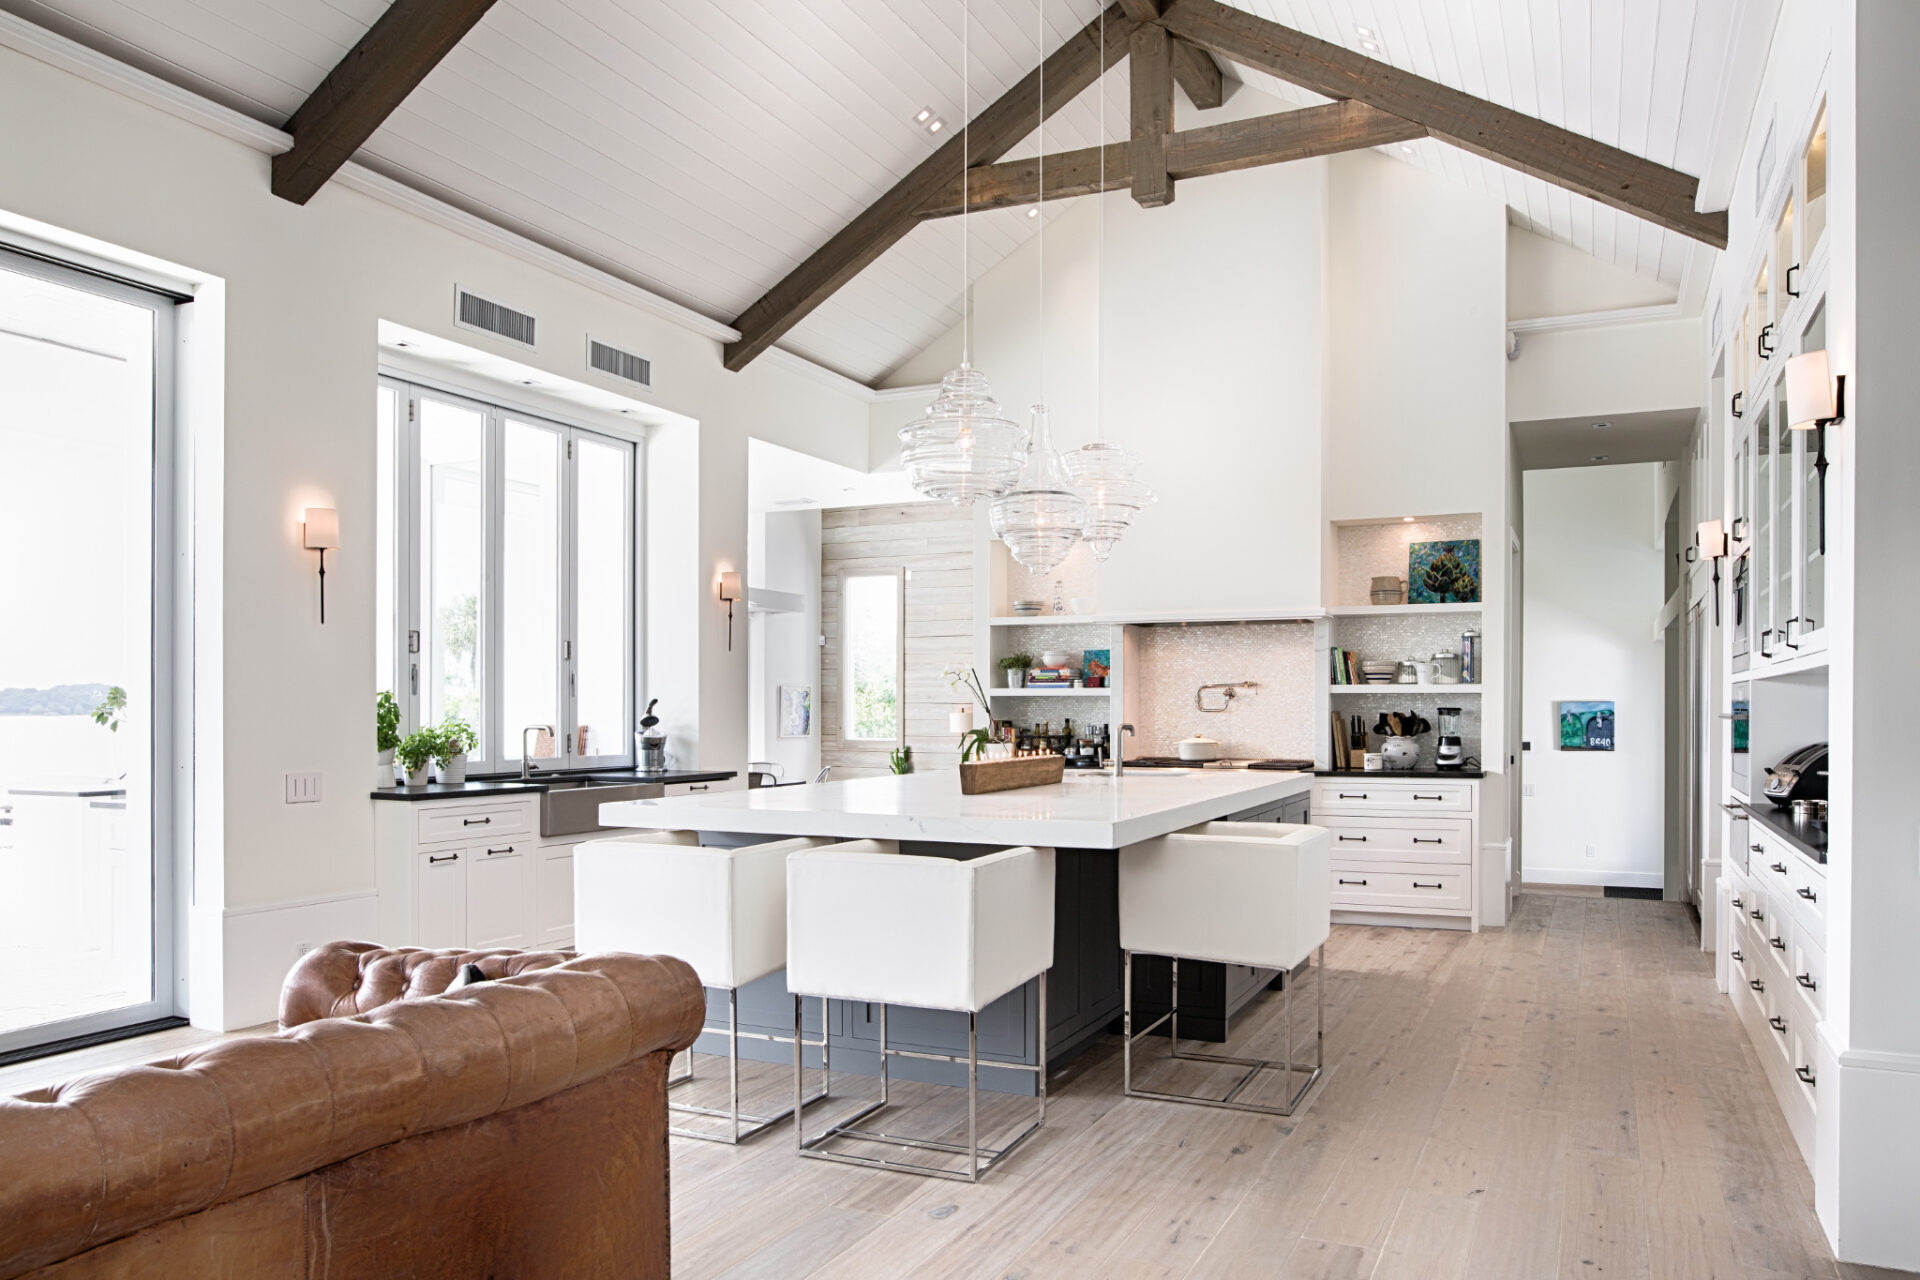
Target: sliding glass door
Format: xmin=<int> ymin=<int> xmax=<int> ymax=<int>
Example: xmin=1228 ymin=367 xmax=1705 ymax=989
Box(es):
xmin=0 ymin=247 xmax=177 ymax=1054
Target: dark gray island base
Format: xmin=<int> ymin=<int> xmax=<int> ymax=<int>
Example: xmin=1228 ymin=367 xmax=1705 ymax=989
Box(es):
xmin=691 ymin=790 xmax=1310 ymax=1095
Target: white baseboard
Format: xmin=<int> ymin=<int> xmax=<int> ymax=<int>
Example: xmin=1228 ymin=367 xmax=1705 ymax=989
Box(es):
xmin=1521 ymin=867 xmax=1663 ymax=889
xmin=1813 ymin=1026 xmax=1920 ymax=1270
xmin=188 ymin=891 xmax=379 ymax=1031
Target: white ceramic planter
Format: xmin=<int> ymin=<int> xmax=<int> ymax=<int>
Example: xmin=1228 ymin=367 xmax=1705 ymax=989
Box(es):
xmin=376 ymin=749 xmax=395 ymax=789
xmin=434 ymin=753 xmax=469 ymax=785
xmin=404 ymin=763 xmax=431 ymax=788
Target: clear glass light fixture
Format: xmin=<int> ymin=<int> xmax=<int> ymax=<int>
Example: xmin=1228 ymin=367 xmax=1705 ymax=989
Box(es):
xmin=990 ymin=404 xmax=1087 ymax=574
xmin=1062 ymin=441 xmax=1156 ymax=561
xmin=898 ymin=365 xmax=1029 ymax=505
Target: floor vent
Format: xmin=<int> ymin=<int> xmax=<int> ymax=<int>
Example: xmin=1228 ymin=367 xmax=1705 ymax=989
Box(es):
xmin=455 ymin=286 xmax=537 ymax=348
xmin=588 ymin=337 xmax=651 ymax=388
xmin=1603 ymin=886 xmax=1663 ymax=900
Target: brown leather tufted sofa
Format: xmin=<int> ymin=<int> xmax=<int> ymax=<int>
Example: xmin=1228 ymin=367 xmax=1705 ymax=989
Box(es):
xmin=0 ymin=943 xmax=703 ymax=1280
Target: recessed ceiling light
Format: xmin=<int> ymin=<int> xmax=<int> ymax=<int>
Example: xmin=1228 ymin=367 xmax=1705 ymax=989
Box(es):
xmin=394 ymin=340 xmax=410 ymax=348
xmin=1400 ymin=144 xmax=1414 ymax=154
xmin=1027 ymin=206 xmax=1040 ymax=218
xmin=1356 ymin=25 xmax=1374 ymax=38
xmin=1591 ymin=454 xmax=1610 ymax=462
xmin=519 ymin=379 xmax=537 ymax=386
xmin=1591 ymin=420 xmax=1613 ymax=430
xmin=914 ymin=106 xmax=932 ymax=124
xmin=1402 ymin=516 xmax=1415 ymax=523
xmin=927 ymin=117 xmax=945 ymax=134
xmin=1361 ymin=39 xmax=1379 ymax=52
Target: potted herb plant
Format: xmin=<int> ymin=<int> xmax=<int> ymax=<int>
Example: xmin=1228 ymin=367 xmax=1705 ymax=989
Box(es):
xmin=376 ymin=690 xmax=402 ymax=787
xmin=396 ymin=729 xmax=438 ymax=788
xmin=998 ymin=653 xmax=1032 ymax=689
xmin=433 ymin=716 xmax=478 ymax=784
xmin=888 ymin=744 xmax=913 ymax=775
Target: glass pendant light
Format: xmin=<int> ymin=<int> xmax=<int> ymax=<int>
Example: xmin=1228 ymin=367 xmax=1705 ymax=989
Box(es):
xmin=897 ymin=0 xmax=1027 ymax=506
xmin=988 ymin=1 xmax=1086 ymax=575
xmin=1062 ymin=3 xmax=1153 ymax=559
xmin=992 ymin=405 xmax=1087 ymax=574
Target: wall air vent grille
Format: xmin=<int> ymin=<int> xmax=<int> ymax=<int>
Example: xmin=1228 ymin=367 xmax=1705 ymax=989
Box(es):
xmin=588 ymin=338 xmax=651 ymax=388
xmin=454 ymin=287 xmax=537 ymax=348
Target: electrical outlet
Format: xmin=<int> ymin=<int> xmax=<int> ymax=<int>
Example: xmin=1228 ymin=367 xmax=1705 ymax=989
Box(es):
xmin=1585 ymin=844 xmax=1597 ymax=859
xmin=285 ymin=772 xmax=323 ymax=804
xmin=1523 ymin=783 xmax=1536 ymax=797
xmin=294 ymin=940 xmax=312 ymax=959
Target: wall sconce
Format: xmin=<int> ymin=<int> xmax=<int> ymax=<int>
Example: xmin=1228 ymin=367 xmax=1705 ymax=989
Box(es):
xmin=1786 ymin=350 xmax=1844 ymax=554
xmin=1691 ymin=518 xmax=1729 ymax=627
xmin=303 ymin=508 xmax=339 ymax=624
xmin=718 ymin=571 xmax=742 ymax=651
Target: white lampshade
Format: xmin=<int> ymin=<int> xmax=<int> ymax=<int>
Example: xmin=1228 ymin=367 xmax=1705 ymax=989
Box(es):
xmin=302 ymin=507 xmax=339 ymax=550
xmin=718 ymin=570 xmax=742 ymax=601
xmin=1785 ymin=350 xmax=1835 ymax=430
xmin=1696 ymin=519 xmax=1726 ymax=558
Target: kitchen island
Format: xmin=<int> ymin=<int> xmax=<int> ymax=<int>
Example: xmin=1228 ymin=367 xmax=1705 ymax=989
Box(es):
xmin=594 ymin=767 xmax=1315 ymax=1093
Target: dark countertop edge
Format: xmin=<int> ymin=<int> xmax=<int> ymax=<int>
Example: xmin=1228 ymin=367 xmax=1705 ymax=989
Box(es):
xmin=1741 ymin=800 xmax=1828 ymax=864
xmin=1313 ymin=769 xmax=1485 ymax=779
xmin=369 ymin=770 xmax=738 ymax=801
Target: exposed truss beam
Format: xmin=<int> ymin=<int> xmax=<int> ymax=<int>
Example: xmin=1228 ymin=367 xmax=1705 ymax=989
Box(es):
xmin=918 ymin=101 xmax=1425 ymax=218
xmin=1116 ymin=0 xmax=1225 ymax=109
xmin=272 ymin=0 xmax=498 ymax=205
xmin=1158 ymin=0 xmax=1728 ymax=248
xmin=722 ymin=5 xmax=1140 ymax=372
xmin=1130 ymin=24 xmax=1176 ymax=207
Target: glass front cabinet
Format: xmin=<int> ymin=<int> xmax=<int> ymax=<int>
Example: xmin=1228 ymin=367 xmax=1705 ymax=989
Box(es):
xmin=1731 ymin=100 xmax=1830 ymax=665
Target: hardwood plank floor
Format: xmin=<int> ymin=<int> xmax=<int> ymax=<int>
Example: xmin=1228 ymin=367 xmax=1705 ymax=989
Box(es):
xmin=0 ymin=895 xmax=1898 ymax=1278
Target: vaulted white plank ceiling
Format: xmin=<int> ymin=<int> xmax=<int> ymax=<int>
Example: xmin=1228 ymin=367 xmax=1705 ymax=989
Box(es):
xmin=3 ymin=0 xmax=1744 ymax=384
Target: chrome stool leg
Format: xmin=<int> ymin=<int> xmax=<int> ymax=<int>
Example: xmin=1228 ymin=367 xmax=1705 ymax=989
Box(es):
xmin=670 ymin=988 xmax=829 ymax=1144
xmin=1123 ymin=949 xmax=1323 ymax=1117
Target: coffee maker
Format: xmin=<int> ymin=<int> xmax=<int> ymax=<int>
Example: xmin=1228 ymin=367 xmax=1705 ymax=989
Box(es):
xmin=1435 ymin=707 xmax=1465 ymax=770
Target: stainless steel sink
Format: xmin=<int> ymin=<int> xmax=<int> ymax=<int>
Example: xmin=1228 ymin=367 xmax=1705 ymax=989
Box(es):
xmin=538 ymin=777 xmax=664 ymax=836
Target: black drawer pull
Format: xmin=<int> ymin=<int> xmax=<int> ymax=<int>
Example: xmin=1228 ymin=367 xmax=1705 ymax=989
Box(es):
xmin=1750 ymin=843 xmax=1763 ymax=852
xmin=1769 ymin=1015 xmax=1788 ymax=1034
xmin=485 ymin=845 xmax=515 ymax=855
xmin=1413 ymin=794 xmax=1443 ymax=801
xmin=688 ymin=784 xmax=709 ymax=791
xmin=1731 ymin=897 xmax=1743 ymax=908
xmin=1797 ymin=886 xmax=1817 ymax=902
xmin=1730 ymin=949 xmax=1743 ymax=963
xmin=462 ymin=816 xmax=493 ymax=826
xmin=1770 ymin=936 xmax=1786 ymax=951
xmin=1796 ymin=1065 xmax=1817 ymax=1088
xmin=1749 ymin=978 xmax=1766 ymax=992
xmin=1338 ymin=835 xmax=1368 ymax=842
xmin=1770 ymin=862 xmax=1787 ymax=874
xmin=1797 ymin=973 xmax=1817 ymax=991
xmin=1338 ymin=792 xmax=1368 ymax=799
xmin=1413 ymin=881 xmax=1444 ymax=889
xmin=1413 ymin=837 xmax=1443 ymax=845
xmin=1750 ymin=908 xmax=1764 ymax=920
xmin=1337 ymin=877 xmax=1368 ymax=886
xmin=427 ymin=852 xmax=459 ymax=864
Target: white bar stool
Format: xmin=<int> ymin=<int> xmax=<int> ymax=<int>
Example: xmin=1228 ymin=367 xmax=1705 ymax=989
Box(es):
xmin=1119 ymin=820 xmax=1331 ymax=1115
xmin=785 ymin=840 xmax=1055 ymax=1182
xmin=575 ymin=830 xmax=836 ymax=1143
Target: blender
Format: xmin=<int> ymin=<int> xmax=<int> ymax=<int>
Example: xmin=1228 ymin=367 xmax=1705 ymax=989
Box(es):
xmin=1435 ymin=707 xmax=1465 ymax=770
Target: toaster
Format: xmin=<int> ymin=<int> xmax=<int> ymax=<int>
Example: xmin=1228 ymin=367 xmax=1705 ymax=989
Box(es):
xmin=1763 ymin=743 xmax=1828 ymax=809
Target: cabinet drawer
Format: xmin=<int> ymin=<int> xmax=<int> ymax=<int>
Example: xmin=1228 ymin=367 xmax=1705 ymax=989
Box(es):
xmin=661 ymin=777 xmax=742 ymax=799
xmin=1783 ymin=857 xmax=1826 ymax=941
xmin=1315 ymin=781 xmax=1474 ymax=816
xmin=1329 ymin=863 xmax=1471 ymax=913
xmin=1317 ymin=816 xmax=1471 ymax=864
xmin=1788 ymin=933 xmax=1826 ymax=1019
xmin=416 ymin=800 xmax=533 ymax=845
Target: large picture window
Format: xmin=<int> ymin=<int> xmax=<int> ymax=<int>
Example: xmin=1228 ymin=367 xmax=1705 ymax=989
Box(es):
xmin=841 ymin=571 xmax=902 ymax=742
xmin=377 ymin=377 xmax=636 ymax=771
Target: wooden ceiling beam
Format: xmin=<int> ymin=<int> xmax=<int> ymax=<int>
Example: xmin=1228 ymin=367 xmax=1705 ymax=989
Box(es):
xmin=1116 ymin=0 xmax=1226 ymax=109
xmin=722 ymin=5 xmax=1140 ymax=373
xmin=272 ymin=0 xmax=499 ymax=205
xmin=917 ymin=101 xmax=1426 ymax=219
xmin=1158 ymin=0 xmax=1728 ymax=248
xmin=1130 ymin=24 xmax=1176 ymax=207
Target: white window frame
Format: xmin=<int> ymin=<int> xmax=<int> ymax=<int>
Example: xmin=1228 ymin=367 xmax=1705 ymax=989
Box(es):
xmin=380 ymin=374 xmax=636 ymax=772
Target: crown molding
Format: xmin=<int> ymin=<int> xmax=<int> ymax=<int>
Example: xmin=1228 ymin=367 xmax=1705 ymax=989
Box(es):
xmin=1506 ymin=302 xmax=1687 ymax=335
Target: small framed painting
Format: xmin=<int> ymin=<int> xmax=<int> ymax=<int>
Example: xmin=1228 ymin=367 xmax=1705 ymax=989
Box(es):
xmin=778 ymin=685 xmax=813 ymax=738
xmin=1083 ymin=649 xmax=1111 ymax=682
xmin=1557 ymin=701 xmax=1615 ymax=751
xmin=1408 ymin=539 xmax=1482 ymax=604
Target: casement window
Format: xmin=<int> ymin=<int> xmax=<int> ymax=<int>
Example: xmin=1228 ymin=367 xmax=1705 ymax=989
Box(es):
xmin=841 ymin=570 xmax=903 ymax=742
xmin=377 ymin=377 xmax=636 ymax=770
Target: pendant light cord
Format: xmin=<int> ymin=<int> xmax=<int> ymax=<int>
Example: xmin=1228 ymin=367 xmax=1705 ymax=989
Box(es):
xmin=1095 ymin=5 xmax=1105 ymax=443
xmin=962 ymin=0 xmax=971 ymax=367
xmin=1036 ymin=0 xmax=1044 ymax=408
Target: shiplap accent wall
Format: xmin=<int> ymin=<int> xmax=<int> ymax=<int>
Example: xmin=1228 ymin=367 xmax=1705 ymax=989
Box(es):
xmin=820 ymin=503 xmax=972 ymax=778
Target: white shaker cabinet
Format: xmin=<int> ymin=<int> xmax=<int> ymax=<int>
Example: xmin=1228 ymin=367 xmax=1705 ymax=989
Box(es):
xmin=375 ymin=795 xmax=574 ymax=951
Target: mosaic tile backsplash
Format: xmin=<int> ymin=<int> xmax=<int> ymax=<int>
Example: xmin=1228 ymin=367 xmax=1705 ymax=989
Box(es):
xmin=1334 ymin=515 xmax=1483 ymax=606
xmin=1131 ymin=622 xmax=1318 ymax=760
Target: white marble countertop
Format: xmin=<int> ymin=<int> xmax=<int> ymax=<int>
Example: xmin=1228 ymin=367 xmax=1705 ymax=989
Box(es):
xmin=597 ymin=767 xmax=1313 ymax=849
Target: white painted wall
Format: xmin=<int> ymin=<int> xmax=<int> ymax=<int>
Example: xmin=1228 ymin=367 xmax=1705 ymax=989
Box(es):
xmin=1507 ymin=318 xmax=1706 ymax=423
xmin=1506 ymin=224 xmax=1680 ymax=319
xmin=747 ymin=507 xmax=821 ymax=782
xmin=1520 ymin=465 xmax=1667 ymax=887
xmin=0 ymin=39 xmax=870 ymax=1027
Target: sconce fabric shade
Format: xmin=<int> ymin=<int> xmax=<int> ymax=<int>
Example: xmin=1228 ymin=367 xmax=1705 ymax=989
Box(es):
xmin=303 ymin=507 xmax=339 ymax=549
xmin=1786 ymin=351 xmax=1836 ymax=430
xmin=1697 ymin=519 xmax=1727 ymax=558
xmin=718 ymin=571 xmax=742 ymax=601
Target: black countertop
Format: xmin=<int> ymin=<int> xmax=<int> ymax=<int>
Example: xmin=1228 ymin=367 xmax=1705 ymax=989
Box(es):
xmin=1741 ymin=800 xmax=1828 ymax=864
xmin=370 ymin=768 xmax=737 ymax=802
xmin=1314 ymin=768 xmax=1485 ymax=780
